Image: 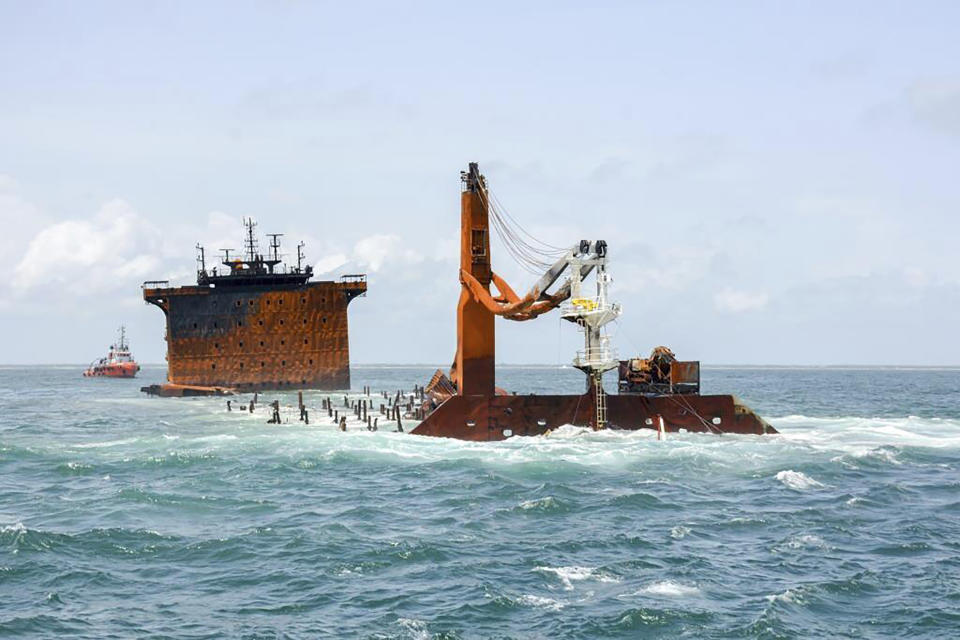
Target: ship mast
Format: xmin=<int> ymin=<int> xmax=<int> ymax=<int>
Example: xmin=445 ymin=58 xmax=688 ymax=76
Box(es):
xmin=266 ymin=233 xmax=283 ymax=274
xmin=243 ymin=217 xmax=259 ymax=263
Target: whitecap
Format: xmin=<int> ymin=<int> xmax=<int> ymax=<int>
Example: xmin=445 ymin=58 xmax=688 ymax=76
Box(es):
xmin=788 ymin=534 xmax=825 ymax=549
xmin=635 ymin=580 xmax=700 ymax=597
xmin=533 ymin=565 xmax=618 ymax=590
xmin=73 ymin=438 xmax=139 ymax=449
xmin=670 ymin=525 xmax=690 ymax=539
xmin=766 ymin=587 xmax=806 ymax=604
xmin=518 ymin=496 xmax=559 ymax=510
xmin=1 ymin=522 xmax=26 ymax=534
xmin=396 ymin=618 xmax=430 ymax=640
xmin=516 ymin=594 xmax=565 ymax=610
xmin=776 ymin=470 xmax=824 ymax=490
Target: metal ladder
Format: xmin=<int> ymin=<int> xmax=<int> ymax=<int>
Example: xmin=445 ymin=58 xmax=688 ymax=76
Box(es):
xmin=593 ymin=373 xmax=607 ymax=430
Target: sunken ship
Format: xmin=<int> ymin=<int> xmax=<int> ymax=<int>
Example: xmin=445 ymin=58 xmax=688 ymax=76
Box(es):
xmin=412 ymin=163 xmax=773 ymax=440
xmin=142 ymin=219 xmax=365 ymax=393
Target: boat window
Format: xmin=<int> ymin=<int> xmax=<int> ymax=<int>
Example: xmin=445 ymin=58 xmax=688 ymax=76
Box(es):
xmin=211 ymin=364 xmax=216 ymax=370
xmin=279 ymin=319 xmax=284 ymax=326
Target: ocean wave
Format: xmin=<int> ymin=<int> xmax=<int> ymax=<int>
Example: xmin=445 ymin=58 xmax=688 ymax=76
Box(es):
xmin=633 ymin=580 xmax=701 ymax=597
xmin=533 ymin=565 xmax=619 ymax=591
xmin=516 ymin=496 xmax=566 ymax=513
xmin=515 ymin=594 xmax=565 ymax=610
xmin=776 ymin=470 xmax=824 ymax=490
xmin=669 ymin=525 xmax=690 ymax=539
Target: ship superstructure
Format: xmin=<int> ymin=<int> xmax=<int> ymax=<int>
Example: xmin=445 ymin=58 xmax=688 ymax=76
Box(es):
xmin=143 ymin=219 xmax=366 ymax=391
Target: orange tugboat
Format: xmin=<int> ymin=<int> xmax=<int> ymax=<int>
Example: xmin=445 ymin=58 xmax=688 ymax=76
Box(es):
xmin=83 ymin=326 xmax=141 ymax=378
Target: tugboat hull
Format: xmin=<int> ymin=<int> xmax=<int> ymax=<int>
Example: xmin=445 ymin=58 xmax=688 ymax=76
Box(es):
xmin=83 ymin=363 xmax=140 ymax=378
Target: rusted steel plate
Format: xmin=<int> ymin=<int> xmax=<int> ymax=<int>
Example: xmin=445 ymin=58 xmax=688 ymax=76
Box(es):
xmin=412 ymin=393 xmax=775 ymax=441
xmin=144 ymin=280 xmax=365 ymax=390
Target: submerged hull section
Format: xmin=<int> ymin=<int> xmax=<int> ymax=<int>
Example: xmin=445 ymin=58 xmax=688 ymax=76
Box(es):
xmin=143 ymin=278 xmax=365 ymax=390
xmin=412 ymin=393 xmax=775 ymax=441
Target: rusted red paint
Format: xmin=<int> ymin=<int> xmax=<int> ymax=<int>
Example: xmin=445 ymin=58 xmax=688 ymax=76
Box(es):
xmin=143 ymin=277 xmax=365 ymax=390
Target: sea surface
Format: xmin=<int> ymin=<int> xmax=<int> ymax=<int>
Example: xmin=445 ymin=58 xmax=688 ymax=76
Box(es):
xmin=1 ymin=365 xmax=959 ymax=638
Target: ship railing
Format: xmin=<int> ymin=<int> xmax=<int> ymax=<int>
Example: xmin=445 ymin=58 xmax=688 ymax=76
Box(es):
xmin=559 ymin=296 xmax=617 ymax=318
xmin=573 ymin=346 xmax=619 ymax=370
xmin=142 ymin=280 xmax=170 ymax=290
xmin=340 ymin=274 xmax=366 ymax=284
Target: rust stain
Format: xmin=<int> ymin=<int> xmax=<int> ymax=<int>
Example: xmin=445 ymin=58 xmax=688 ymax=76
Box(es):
xmin=143 ymin=278 xmax=365 ymax=390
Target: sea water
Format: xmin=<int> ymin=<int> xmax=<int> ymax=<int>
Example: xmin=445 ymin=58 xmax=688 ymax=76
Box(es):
xmin=1 ymin=365 xmax=958 ymax=638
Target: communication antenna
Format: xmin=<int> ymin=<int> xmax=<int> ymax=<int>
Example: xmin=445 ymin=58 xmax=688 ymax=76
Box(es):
xmin=242 ymin=217 xmax=259 ymax=263
xmin=196 ymin=244 xmax=206 ymax=274
xmin=297 ymin=241 xmax=306 ymax=271
xmin=267 ymin=233 xmax=283 ymax=262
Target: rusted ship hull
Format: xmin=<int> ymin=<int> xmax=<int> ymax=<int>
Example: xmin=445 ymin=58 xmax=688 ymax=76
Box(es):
xmin=143 ymin=278 xmax=365 ymax=391
xmin=412 ymin=393 xmax=774 ymax=441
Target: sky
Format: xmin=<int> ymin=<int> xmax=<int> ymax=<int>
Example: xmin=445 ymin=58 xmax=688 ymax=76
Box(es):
xmin=1 ymin=1 xmax=959 ymax=365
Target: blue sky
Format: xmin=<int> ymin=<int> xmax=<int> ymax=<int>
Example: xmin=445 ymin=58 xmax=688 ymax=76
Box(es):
xmin=1 ymin=1 xmax=958 ymax=365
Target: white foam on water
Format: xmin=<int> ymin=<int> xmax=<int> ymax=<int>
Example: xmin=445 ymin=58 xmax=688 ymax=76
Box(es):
xmin=72 ymin=437 xmax=140 ymax=449
xmin=776 ymin=470 xmax=824 ymax=490
xmin=772 ymin=415 xmax=960 ymax=453
xmin=516 ymin=594 xmax=565 ymax=610
xmin=670 ymin=525 xmax=690 ymax=539
xmin=193 ymin=434 xmax=238 ymax=443
xmin=766 ymin=587 xmax=807 ymax=605
xmin=533 ymin=565 xmax=619 ymax=591
xmin=518 ymin=496 xmax=558 ymax=510
xmin=780 ymin=534 xmax=827 ymax=550
xmin=1 ymin=522 xmax=26 ymax=534
xmin=396 ymin=618 xmax=430 ymax=640
xmin=634 ymin=580 xmax=701 ymax=597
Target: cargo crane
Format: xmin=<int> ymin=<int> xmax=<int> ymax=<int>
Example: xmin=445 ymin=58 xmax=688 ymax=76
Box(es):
xmin=412 ymin=163 xmax=774 ymax=441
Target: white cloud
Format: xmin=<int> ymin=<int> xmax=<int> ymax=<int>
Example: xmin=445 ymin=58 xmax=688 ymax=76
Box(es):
xmin=313 ymin=253 xmax=349 ymax=274
xmin=12 ymin=199 xmax=164 ymax=296
xmin=713 ymin=287 xmax=769 ymax=313
xmin=352 ymin=234 xmax=423 ymax=272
